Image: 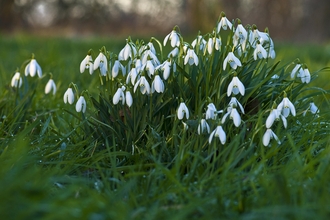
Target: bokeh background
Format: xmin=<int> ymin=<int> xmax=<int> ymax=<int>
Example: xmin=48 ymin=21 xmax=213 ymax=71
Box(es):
xmin=1 ymin=0 xmax=330 ymax=42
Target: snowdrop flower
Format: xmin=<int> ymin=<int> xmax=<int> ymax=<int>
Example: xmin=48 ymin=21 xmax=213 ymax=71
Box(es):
xmin=227 ymin=76 xmax=245 ymax=96
xmin=151 ymin=75 xmax=165 ymax=93
xmin=159 ymin=60 xmax=171 ymax=80
xmin=126 ymin=67 xmax=139 ymax=85
xmin=182 ymin=121 xmax=189 ymax=131
xmin=177 ymin=102 xmax=189 ymax=120
xmin=113 ymin=86 xmax=126 ymax=105
xmin=249 ymin=25 xmax=269 ymax=48
xmin=192 ymin=34 xmax=207 ymax=51
xmin=76 ymin=96 xmax=87 ymax=113
xmin=223 ymin=52 xmax=242 ymax=70
xmin=112 ymin=60 xmax=125 ymax=78
xmin=268 ymin=38 xmax=276 ymax=59
xmin=184 ymin=48 xmax=199 ymax=66
xmin=233 ymin=20 xmax=247 ymax=46
xmin=291 ymin=63 xmax=310 ymax=83
xmin=163 ymin=30 xmax=181 ymax=47
xmin=266 ymin=108 xmax=287 ymax=129
xmin=209 ymin=125 xmax=226 ymax=144
xmin=134 ymin=76 xmax=150 ymax=95
xmin=143 ymin=60 xmax=156 ymax=78
xmin=45 ymin=79 xmax=57 ymax=95
xmin=253 ymin=42 xmax=267 ymax=60
xmin=198 ymin=119 xmax=210 ymax=134
xmin=303 ymin=102 xmax=319 ymax=116
xmin=217 ymin=12 xmax=232 ymax=32
xmin=168 ymin=47 xmax=179 ymax=58
xmin=222 ymin=106 xmax=241 ymax=127
xmin=80 ymin=54 xmax=93 ymax=75
xmin=11 ymin=72 xmax=22 ymax=88
xmin=207 ymin=36 xmax=221 ymax=55
xmin=206 ymin=103 xmax=218 ymax=120
xmin=263 ymin=128 xmax=281 ymax=147
xmin=63 ymin=88 xmax=74 ymax=104
xmin=277 ymin=97 xmax=296 ymax=117
xmin=25 ymin=58 xmax=42 ymax=77
xmin=94 ymin=52 xmax=108 ymax=76
xmin=297 ymin=66 xmax=311 ymax=84
xmin=119 ymin=42 xmax=137 ymax=61
xmin=229 ymin=97 xmax=245 ymax=114
xmin=126 ymin=91 xmax=133 ymax=107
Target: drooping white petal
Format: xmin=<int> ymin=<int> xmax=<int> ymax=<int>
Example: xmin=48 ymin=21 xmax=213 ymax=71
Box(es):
xmin=230 ymin=108 xmax=241 ymax=127
xmin=76 ymin=96 xmax=86 ymax=113
xmin=263 ymin=129 xmax=272 ymax=146
xmin=113 ymin=88 xmax=125 ymax=105
xmin=126 ymin=91 xmax=133 ymax=107
xmin=63 ymin=88 xmax=74 ymax=104
xmin=11 ymin=72 xmax=22 ymax=88
xmin=45 ymin=79 xmax=56 ymax=95
xmin=177 ymin=102 xmax=189 ymax=120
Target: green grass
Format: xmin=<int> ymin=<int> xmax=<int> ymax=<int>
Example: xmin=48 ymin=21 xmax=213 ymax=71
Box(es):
xmin=1 ymin=33 xmax=330 ymax=220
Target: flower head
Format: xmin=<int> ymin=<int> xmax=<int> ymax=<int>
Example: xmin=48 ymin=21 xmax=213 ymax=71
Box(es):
xmin=277 ymin=97 xmax=296 ymax=117
xmin=198 ymin=119 xmax=210 ymax=134
xmin=177 ymin=102 xmax=189 ymax=120
xmin=223 ymin=52 xmax=242 ymax=70
xmin=217 ymin=12 xmax=232 ymax=32
xmin=94 ymin=52 xmax=108 ymax=76
xmin=11 ymin=72 xmax=22 ymax=88
xmin=227 ymin=76 xmax=245 ymax=96
xmin=126 ymin=91 xmax=133 ymax=107
xmin=112 ymin=60 xmax=126 ymax=78
xmin=119 ymin=42 xmax=137 ymax=61
xmin=134 ymin=76 xmax=150 ymax=95
xmin=63 ymin=88 xmax=74 ymax=104
xmin=253 ymin=42 xmax=267 ymax=60
xmin=205 ymin=103 xmax=218 ymax=120
xmin=184 ymin=48 xmax=199 ymax=66
xmin=80 ymin=54 xmax=93 ymax=75
xmin=151 ymin=75 xmax=165 ymax=93
xmin=76 ymin=96 xmax=87 ymax=113
xmin=113 ymin=86 xmax=126 ymax=105
xmin=164 ymin=30 xmax=181 ymax=47
xmin=266 ymin=108 xmax=287 ymax=129
xmin=45 ymin=79 xmax=57 ymax=95
xmin=209 ymin=125 xmax=226 ymax=144
xmin=25 ymin=58 xmax=42 ymax=78
xmin=263 ymin=128 xmax=281 ymax=147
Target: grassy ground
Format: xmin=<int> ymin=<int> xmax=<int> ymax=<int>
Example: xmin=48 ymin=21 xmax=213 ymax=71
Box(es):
xmin=1 ymin=34 xmax=330 ymax=219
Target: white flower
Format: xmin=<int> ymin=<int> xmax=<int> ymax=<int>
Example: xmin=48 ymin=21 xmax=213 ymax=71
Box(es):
xmin=249 ymin=27 xmax=269 ymax=48
xmin=134 ymin=76 xmax=150 ymax=95
xmin=126 ymin=67 xmax=139 ymax=85
xmin=233 ymin=23 xmax=247 ymax=46
xmin=151 ymin=75 xmax=165 ymax=93
xmin=177 ymin=102 xmax=189 ymax=120
xmin=221 ymin=106 xmax=241 ymax=127
xmin=182 ymin=121 xmax=189 ymax=131
xmin=253 ymin=42 xmax=267 ymax=60
xmin=112 ymin=60 xmax=125 ymax=78
xmin=94 ymin=52 xmax=108 ymax=76
xmin=217 ymin=13 xmax=232 ymax=32
xmin=113 ymin=86 xmax=126 ymax=105
xmin=277 ymin=97 xmax=296 ymax=117
xmin=229 ymin=97 xmax=245 ymax=114
xmin=25 ymin=58 xmax=42 ymax=77
xmin=198 ymin=119 xmax=210 ymax=134
xmin=119 ymin=42 xmax=137 ymax=61
xmin=184 ymin=48 xmax=199 ymax=66
xmin=227 ymin=76 xmax=245 ymax=96
xmin=160 ymin=60 xmax=171 ymax=80
xmin=11 ymin=72 xmax=22 ymax=88
xmin=143 ymin=60 xmax=155 ymax=78
xmin=298 ymin=67 xmax=311 ymax=84
xmin=209 ymin=125 xmax=226 ymax=144
xmin=206 ymin=103 xmax=218 ymax=120
xmin=168 ymin=47 xmax=179 ymax=58
xmin=163 ymin=30 xmax=181 ymax=47
xmin=263 ymin=128 xmax=281 ymax=147
xmin=303 ymin=102 xmax=319 ymax=116
xmin=45 ymin=79 xmax=56 ymax=95
xmin=223 ymin=52 xmax=242 ymax=70
xmin=63 ymin=88 xmax=74 ymax=104
xmin=80 ymin=55 xmax=93 ymax=74
xmin=76 ymin=96 xmax=87 ymax=113
xmin=266 ymin=108 xmax=287 ymax=129
xmin=126 ymin=91 xmax=133 ymax=107
xmin=207 ymin=37 xmax=221 ymax=55
xmin=192 ymin=35 xmax=207 ymax=51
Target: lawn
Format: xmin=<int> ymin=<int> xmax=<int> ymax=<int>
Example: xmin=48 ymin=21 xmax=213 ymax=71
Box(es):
xmin=1 ymin=26 xmax=330 ymax=219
